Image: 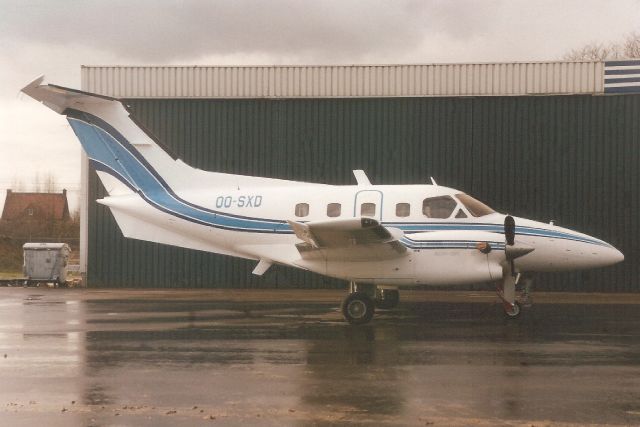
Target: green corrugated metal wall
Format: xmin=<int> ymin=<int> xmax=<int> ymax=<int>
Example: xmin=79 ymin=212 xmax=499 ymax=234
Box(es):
xmin=88 ymin=95 xmax=639 ymax=291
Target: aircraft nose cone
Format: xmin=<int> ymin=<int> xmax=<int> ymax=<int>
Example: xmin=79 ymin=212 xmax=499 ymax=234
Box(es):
xmin=604 ymin=246 xmax=625 ymax=266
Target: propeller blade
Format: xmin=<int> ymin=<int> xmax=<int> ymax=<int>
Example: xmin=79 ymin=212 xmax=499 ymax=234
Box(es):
xmin=503 ymin=215 xmax=535 ymax=260
xmin=502 ymin=215 xmax=534 ymax=278
xmin=504 ymin=215 xmax=515 ymax=246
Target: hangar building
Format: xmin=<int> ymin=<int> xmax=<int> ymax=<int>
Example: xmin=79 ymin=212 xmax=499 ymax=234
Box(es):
xmin=78 ymin=61 xmax=640 ymax=291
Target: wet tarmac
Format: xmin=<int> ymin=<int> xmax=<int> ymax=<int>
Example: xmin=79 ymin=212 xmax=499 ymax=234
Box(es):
xmin=1 ymin=288 xmax=640 ymax=426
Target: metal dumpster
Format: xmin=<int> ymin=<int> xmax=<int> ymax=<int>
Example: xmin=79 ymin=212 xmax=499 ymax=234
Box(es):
xmin=23 ymin=243 xmax=71 ymax=284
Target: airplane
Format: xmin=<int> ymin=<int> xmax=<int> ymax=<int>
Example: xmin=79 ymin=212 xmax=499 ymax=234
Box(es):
xmin=21 ymin=76 xmax=624 ymax=324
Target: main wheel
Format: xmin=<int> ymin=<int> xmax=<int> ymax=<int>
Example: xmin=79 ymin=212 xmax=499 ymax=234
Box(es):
xmin=375 ymin=289 xmax=399 ymax=309
xmin=504 ymin=301 xmax=521 ymax=318
xmin=342 ymin=292 xmax=375 ymax=325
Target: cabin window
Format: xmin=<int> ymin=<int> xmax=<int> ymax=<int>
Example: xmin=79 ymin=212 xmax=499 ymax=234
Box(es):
xmin=295 ymin=203 xmax=309 ymax=217
xmin=327 ymin=203 xmax=341 ymax=217
xmin=360 ymin=203 xmax=376 ymax=217
xmin=26 ymin=208 xmax=34 ymax=216
xmin=456 ymin=193 xmax=495 ymax=217
xmin=455 ymin=209 xmax=467 ymax=219
xmin=422 ymin=196 xmax=457 ymax=218
xmin=396 ymin=203 xmax=410 ymax=217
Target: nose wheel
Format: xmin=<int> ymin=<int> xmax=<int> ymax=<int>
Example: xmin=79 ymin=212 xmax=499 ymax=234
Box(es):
xmin=503 ymin=301 xmax=521 ymax=318
xmin=497 ymin=273 xmax=535 ymax=319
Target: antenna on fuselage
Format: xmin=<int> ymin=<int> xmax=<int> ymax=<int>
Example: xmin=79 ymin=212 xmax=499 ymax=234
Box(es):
xmin=353 ymin=170 xmax=371 ymax=186
xmin=430 ymin=177 xmax=438 ymax=186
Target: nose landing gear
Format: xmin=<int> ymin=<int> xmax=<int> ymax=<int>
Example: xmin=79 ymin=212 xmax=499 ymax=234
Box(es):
xmin=503 ymin=300 xmax=521 ymax=318
xmin=519 ymin=274 xmax=534 ymax=308
xmin=497 ymin=273 xmax=535 ymax=318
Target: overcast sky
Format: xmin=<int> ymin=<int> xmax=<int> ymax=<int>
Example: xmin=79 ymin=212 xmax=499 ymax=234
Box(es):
xmin=1 ymin=0 xmax=639 ymax=212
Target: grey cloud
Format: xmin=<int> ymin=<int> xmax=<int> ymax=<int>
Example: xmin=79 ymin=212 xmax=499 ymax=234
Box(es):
xmin=3 ymin=0 xmax=637 ymax=65
xmin=0 ymin=0 xmax=491 ymax=62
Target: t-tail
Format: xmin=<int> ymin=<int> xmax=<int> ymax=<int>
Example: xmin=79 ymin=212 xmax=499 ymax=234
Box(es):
xmin=20 ymin=76 xmax=278 ymax=256
xmin=21 ymin=75 xmax=216 ymax=197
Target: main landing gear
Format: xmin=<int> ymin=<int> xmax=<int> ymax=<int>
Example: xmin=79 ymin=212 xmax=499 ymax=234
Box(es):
xmin=341 ymin=291 xmax=375 ymax=325
xmin=341 ymin=283 xmax=400 ymax=324
xmin=375 ymin=288 xmax=400 ymax=310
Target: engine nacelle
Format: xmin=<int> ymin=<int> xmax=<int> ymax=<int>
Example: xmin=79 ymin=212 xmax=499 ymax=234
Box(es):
xmin=408 ymin=230 xmax=505 ymax=285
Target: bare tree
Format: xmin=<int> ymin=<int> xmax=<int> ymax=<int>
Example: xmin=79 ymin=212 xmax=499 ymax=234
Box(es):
xmin=71 ymin=207 xmax=80 ymax=225
xmin=43 ymin=172 xmax=57 ymax=193
xmin=564 ymin=33 xmax=640 ymax=60
xmin=33 ymin=171 xmax=42 ymax=192
xmin=623 ymin=32 xmax=640 ymax=58
xmin=563 ymin=42 xmax=623 ymax=61
xmin=31 ymin=171 xmax=58 ymax=193
xmin=10 ymin=176 xmax=25 ymax=192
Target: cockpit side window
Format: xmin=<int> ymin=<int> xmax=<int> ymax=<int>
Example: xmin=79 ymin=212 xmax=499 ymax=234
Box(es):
xmin=422 ymin=196 xmax=457 ymax=219
xmin=455 ymin=193 xmax=495 ymax=217
xmin=455 ymin=209 xmax=467 ymax=219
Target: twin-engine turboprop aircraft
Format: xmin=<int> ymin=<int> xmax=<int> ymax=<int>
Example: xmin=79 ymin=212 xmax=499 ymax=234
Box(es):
xmin=21 ymin=76 xmax=624 ymax=324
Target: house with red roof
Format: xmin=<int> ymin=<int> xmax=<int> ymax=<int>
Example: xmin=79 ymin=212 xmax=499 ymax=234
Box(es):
xmin=1 ymin=189 xmax=70 ymax=222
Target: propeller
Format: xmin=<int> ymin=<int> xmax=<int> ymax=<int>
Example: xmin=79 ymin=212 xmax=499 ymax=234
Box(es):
xmin=501 ymin=215 xmax=527 ymax=313
xmin=503 ymin=215 xmax=534 ymax=275
xmin=474 ymin=215 xmax=535 ymax=315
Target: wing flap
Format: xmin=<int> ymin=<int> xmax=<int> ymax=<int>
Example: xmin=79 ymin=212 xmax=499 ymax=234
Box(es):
xmin=289 ymin=217 xmax=407 ymax=261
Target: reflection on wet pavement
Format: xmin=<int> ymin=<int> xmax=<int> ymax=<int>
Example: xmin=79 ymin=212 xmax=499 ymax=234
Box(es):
xmin=1 ymin=288 xmax=640 ymax=426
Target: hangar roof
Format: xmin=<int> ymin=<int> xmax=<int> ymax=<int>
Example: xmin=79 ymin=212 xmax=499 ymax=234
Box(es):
xmin=80 ymin=61 xmax=640 ymax=99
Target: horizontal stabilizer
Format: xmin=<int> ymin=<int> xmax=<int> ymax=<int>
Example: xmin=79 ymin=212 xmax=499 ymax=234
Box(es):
xmin=21 ymin=75 xmax=115 ymax=114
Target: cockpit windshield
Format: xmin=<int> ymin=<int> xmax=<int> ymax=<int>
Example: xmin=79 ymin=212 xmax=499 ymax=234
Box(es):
xmin=455 ymin=194 xmax=495 ymax=217
xmin=422 ymin=196 xmax=457 ymax=218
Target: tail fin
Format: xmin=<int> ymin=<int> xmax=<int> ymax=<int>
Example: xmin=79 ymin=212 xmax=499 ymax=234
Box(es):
xmin=21 ymin=75 xmax=300 ymax=253
xmin=21 ymin=75 xmax=187 ymax=196
xmin=22 ymin=76 xmax=308 ymax=192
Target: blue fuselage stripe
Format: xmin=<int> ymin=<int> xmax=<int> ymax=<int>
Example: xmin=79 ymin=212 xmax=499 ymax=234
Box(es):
xmin=68 ymin=110 xmax=609 ymax=248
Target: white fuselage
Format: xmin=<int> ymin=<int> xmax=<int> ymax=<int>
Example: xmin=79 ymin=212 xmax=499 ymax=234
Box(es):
xmin=99 ymin=180 xmax=624 ymax=287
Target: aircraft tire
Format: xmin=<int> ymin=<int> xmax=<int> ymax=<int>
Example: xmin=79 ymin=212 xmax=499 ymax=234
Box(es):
xmin=504 ymin=301 xmax=521 ymax=318
xmin=342 ymin=292 xmax=375 ymax=325
xmin=375 ymin=289 xmax=400 ymax=309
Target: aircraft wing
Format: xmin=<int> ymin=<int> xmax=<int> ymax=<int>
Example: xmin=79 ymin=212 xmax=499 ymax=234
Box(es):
xmin=288 ymin=217 xmax=407 ymax=261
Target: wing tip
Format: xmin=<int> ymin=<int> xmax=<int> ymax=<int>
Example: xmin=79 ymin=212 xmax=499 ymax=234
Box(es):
xmin=21 ymin=74 xmax=46 ymax=98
